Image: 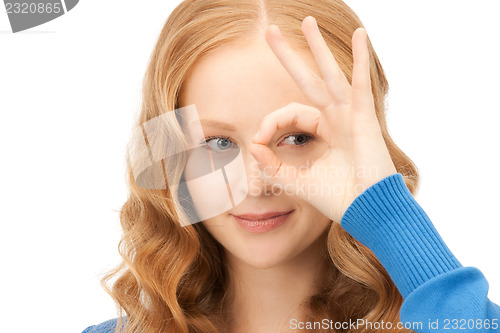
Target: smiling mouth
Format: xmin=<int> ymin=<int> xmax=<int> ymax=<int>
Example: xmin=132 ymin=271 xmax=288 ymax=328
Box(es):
xmin=232 ymin=210 xmax=294 ymax=233
xmin=232 ymin=209 xmax=294 ymax=221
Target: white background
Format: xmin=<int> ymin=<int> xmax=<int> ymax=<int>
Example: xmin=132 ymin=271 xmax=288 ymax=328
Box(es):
xmin=1 ymin=1 xmax=499 ymax=332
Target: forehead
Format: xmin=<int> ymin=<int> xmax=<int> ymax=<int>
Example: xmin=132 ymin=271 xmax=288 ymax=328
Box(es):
xmin=179 ymin=37 xmax=320 ymax=122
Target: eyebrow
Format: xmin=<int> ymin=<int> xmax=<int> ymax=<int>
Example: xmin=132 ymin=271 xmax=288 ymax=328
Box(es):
xmin=190 ymin=119 xmax=237 ymax=131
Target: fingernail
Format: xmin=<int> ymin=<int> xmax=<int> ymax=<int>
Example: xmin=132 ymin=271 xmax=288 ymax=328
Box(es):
xmin=306 ymin=16 xmax=318 ymax=30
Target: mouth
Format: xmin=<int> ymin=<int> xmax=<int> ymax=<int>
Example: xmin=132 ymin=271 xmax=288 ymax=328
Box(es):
xmin=232 ymin=209 xmax=294 ymax=233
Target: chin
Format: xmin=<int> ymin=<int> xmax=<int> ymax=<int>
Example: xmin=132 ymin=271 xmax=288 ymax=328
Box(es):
xmin=207 ymin=234 xmax=299 ymax=270
xmin=202 ymin=210 xmax=328 ymax=269
xmin=250 ymin=245 xmax=291 ymax=268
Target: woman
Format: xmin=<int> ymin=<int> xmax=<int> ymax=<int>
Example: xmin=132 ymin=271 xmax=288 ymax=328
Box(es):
xmin=82 ymin=0 xmax=500 ymax=332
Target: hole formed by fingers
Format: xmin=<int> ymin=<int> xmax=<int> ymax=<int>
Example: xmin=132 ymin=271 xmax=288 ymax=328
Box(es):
xmin=254 ymin=104 xmax=322 ymax=146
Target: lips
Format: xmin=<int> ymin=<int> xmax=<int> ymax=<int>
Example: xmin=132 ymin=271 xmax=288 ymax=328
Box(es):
xmin=232 ymin=209 xmax=294 ymax=233
xmin=233 ymin=210 xmax=294 ymax=221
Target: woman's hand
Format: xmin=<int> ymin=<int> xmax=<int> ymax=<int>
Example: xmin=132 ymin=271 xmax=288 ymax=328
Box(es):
xmin=248 ymin=16 xmax=397 ymax=223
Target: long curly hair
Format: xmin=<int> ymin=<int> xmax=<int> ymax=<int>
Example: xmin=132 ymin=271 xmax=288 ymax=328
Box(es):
xmin=101 ymin=0 xmax=420 ymax=332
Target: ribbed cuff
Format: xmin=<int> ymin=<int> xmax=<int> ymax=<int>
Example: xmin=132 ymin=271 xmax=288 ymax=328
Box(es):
xmin=340 ymin=173 xmax=462 ymax=299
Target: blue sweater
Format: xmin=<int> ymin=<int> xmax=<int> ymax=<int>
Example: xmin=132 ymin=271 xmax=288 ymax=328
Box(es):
xmin=82 ymin=173 xmax=500 ymax=332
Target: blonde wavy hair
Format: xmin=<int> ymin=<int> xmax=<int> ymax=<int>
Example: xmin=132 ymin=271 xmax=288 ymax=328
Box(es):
xmin=101 ymin=0 xmax=420 ymax=332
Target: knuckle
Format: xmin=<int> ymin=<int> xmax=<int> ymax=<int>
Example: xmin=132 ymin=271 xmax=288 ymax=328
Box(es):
xmin=295 ymin=75 xmax=309 ymax=88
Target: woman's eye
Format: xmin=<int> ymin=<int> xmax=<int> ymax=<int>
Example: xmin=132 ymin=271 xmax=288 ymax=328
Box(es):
xmin=203 ymin=136 xmax=237 ymax=152
xmin=279 ymin=133 xmax=313 ymax=146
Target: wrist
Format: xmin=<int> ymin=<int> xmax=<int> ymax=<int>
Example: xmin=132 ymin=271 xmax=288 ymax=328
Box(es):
xmin=340 ymin=173 xmax=462 ymax=298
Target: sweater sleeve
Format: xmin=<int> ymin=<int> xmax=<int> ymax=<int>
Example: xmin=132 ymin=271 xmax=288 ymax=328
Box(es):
xmin=340 ymin=173 xmax=500 ymax=332
xmin=81 ymin=318 xmax=120 ymax=333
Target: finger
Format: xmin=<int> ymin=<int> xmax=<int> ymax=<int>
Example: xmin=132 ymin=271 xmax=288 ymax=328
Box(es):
xmin=265 ymin=24 xmax=332 ymax=109
xmin=301 ymin=16 xmax=351 ymax=104
xmin=248 ymin=143 xmax=296 ymax=184
xmin=249 ymin=143 xmax=283 ymax=180
xmin=351 ymin=27 xmax=375 ymax=114
xmin=252 ymin=103 xmax=321 ymax=145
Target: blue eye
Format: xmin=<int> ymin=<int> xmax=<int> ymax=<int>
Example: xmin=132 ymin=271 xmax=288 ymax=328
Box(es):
xmin=201 ymin=136 xmax=237 ymax=152
xmin=279 ymin=133 xmax=313 ymax=146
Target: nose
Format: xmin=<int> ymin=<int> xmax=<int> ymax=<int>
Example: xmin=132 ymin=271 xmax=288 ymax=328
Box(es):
xmin=242 ymin=149 xmax=274 ymax=197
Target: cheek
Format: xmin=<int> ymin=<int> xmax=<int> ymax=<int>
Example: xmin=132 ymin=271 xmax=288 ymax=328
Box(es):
xmin=298 ymin=203 xmax=332 ymax=235
xmin=185 ymin=174 xmax=233 ymax=223
xmin=183 ymin=148 xmax=234 ymax=222
xmin=200 ymin=217 xmax=231 ymax=242
xmin=183 ymin=147 xmax=248 ymax=223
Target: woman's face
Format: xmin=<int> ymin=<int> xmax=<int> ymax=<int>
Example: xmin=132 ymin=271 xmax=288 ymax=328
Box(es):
xmin=179 ymin=36 xmax=332 ymax=269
